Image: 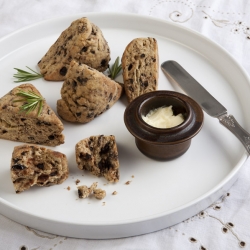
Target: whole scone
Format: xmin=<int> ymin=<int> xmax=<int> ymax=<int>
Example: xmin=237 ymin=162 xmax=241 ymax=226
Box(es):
xmin=38 ymin=17 xmax=110 ymax=81
xmin=75 ymin=135 xmax=119 ymax=183
xmin=0 ymin=83 xmax=64 ymax=146
xmin=57 ymin=60 xmax=122 ymax=123
xmin=11 ymin=144 xmax=69 ymax=193
xmin=121 ymin=37 xmax=159 ymax=103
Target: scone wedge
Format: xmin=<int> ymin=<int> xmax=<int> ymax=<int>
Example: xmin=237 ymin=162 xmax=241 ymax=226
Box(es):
xmin=75 ymin=135 xmax=119 ymax=183
xmin=11 ymin=144 xmax=69 ymax=193
xmin=122 ymin=37 xmax=159 ymax=103
xmin=57 ymin=60 xmax=122 ymax=123
xmin=38 ymin=17 xmax=110 ymax=81
xmin=0 ymin=83 xmax=64 ymax=146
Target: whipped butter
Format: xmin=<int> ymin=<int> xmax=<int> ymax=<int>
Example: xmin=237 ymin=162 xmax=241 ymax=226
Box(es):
xmin=142 ymin=106 xmax=184 ymax=128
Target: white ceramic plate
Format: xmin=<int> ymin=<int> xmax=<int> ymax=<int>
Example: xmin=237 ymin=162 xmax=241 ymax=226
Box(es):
xmin=0 ymin=13 xmax=249 ymax=239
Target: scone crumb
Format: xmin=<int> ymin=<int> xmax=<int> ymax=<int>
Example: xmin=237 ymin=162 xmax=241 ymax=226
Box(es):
xmin=93 ymin=189 xmax=106 ymax=200
xmin=112 ymin=191 xmax=117 ymax=195
xmin=131 ymin=175 xmax=135 ymax=178
xmin=67 ymin=186 xmax=71 ymax=190
xmin=77 ymin=182 xmax=103 ymax=200
xmin=75 ymin=179 xmax=80 ymax=185
xmin=89 ymin=182 xmax=98 ymax=192
xmin=77 ymin=185 xmax=90 ymax=199
xmin=125 ymin=181 xmax=131 ymax=185
xmin=102 ymin=202 xmax=106 ymax=206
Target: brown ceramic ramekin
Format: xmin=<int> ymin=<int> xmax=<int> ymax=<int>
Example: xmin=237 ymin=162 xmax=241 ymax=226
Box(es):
xmin=124 ymin=91 xmax=204 ymax=160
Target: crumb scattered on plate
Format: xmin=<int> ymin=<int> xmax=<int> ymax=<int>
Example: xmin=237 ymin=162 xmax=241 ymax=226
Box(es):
xmin=77 ymin=185 xmax=90 ymax=198
xmin=93 ymin=189 xmax=106 ymax=199
xmin=77 ymin=182 xmax=107 ymax=201
xmin=67 ymin=186 xmax=71 ymax=190
xmin=125 ymin=181 xmax=131 ymax=185
xmin=131 ymin=175 xmax=134 ymax=178
xmin=112 ymin=191 xmax=117 ymax=195
xmin=75 ymin=179 xmax=80 ymax=185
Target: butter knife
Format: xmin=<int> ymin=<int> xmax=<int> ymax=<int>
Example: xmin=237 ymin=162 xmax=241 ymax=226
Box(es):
xmin=161 ymin=60 xmax=250 ymax=155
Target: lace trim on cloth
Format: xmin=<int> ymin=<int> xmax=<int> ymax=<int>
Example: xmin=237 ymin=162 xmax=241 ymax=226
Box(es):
xmin=165 ymin=192 xmax=246 ymax=250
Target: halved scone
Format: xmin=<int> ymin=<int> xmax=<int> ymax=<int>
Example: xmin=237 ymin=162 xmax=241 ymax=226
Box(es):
xmin=11 ymin=144 xmax=68 ymax=193
xmin=75 ymin=135 xmax=119 ymax=183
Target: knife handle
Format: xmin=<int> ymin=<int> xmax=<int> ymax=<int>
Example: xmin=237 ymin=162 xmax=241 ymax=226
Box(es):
xmin=219 ymin=114 xmax=250 ymax=154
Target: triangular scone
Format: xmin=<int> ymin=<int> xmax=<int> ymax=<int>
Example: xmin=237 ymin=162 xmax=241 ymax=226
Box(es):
xmin=121 ymin=37 xmax=159 ymax=103
xmin=75 ymin=135 xmax=119 ymax=183
xmin=57 ymin=60 xmax=122 ymax=123
xmin=38 ymin=17 xmax=110 ymax=81
xmin=0 ymin=83 xmax=64 ymax=146
xmin=11 ymin=144 xmax=68 ymax=193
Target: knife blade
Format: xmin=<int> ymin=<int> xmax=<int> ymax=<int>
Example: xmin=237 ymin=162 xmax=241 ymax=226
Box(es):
xmin=161 ymin=60 xmax=250 ymax=155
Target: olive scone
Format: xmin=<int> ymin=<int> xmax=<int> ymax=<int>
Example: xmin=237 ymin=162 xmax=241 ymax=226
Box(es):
xmin=57 ymin=60 xmax=122 ymax=123
xmin=11 ymin=144 xmax=69 ymax=193
xmin=121 ymin=37 xmax=159 ymax=103
xmin=75 ymin=135 xmax=119 ymax=183
xmin=0 ymin=83 xmax=64 ymax=146
xmin=38 ymin=17 xmax=110 ymax=81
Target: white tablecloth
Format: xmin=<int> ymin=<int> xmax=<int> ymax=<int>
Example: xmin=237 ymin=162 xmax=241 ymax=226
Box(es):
xmin=0 ymin=1 xmax=250 ymax=249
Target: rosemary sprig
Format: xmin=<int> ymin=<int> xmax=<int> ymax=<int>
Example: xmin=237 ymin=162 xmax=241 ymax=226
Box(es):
xmin=108 ymin=57 xmax=122 ymax=80
xmin=13 ymin=67 xmax=43 ymax=83
xmin=14 ymin=90 xmax=45 ymax=116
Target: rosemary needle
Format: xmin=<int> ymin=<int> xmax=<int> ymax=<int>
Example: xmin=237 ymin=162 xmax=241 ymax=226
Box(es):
xmin=108 ymin=56 xmax=122 ymax=80
xmin=14 ymin=90 xmax=45 ymax=116
xmin=13 ymin=67 xmax=43 ymax=83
